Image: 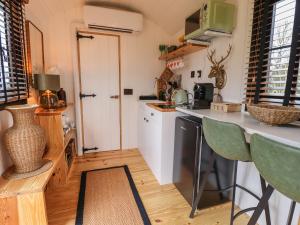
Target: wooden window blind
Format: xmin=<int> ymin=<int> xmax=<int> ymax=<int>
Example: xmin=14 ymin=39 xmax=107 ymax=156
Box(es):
xmin=0 ymin=0 xmax=27 ymax=107
xmin=297 ymin=63 xmax=300 ymax=105
xmin=246 ymin=0 xmax=300 ymax=106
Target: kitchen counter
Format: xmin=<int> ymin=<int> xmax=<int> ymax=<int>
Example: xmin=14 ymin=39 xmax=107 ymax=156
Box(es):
xmin=176 ymin=107 xmax=300 ymax=148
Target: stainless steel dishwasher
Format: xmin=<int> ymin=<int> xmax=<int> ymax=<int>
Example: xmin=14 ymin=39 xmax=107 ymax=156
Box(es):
xmin=173 ymin=116 xmax=233 ymax=210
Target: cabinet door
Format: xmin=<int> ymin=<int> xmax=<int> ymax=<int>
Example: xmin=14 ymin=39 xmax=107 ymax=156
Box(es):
xmin=138 ymin=107 xmax=147 ymax=159
xmin=147 ymin=120 xmax=162 ymax=182
xmin=47 ymin=154 xmax=67 ymax=191
xmin=143 ymin=116 xmax=151 ymax=166
xmin=147 ymin=107 xmax=162 ymax=124
xmin=138 ymin=104 xmax=163 ymax=183
xmin=137 ymin=108 xmax=143 ymax=154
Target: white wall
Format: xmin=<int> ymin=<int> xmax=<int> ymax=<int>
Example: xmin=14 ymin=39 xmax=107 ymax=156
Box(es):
xmin=173 ymin=0 xmax=248 ymax=103
xmin=0 ymin=111 xmax=12 ymax=174
xmin=120 ymin=20 xmax=172 ymax=149
xmin=26 ymin=1 xmax=82 ymax=112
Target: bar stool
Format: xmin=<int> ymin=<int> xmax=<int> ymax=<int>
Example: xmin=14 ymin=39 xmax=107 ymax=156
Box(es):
xmin=190 ymin=117 xmax=271 ymax=225
xmin=248 ymin=134 xmax=300 ymax=225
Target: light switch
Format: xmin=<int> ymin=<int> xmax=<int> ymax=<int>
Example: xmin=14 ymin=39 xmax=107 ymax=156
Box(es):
xmin=124 ymin=89 xmax=133 ymax=95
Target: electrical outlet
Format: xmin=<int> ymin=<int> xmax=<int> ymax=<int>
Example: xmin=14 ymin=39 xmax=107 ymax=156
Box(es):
xmin=197 ymin=70 xmax=202 ymax=78
xmin=191 ymin=71 xmax=195 ymax=78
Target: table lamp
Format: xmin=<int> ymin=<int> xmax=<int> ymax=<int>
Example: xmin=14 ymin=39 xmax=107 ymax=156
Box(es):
xmin=34 ymin=74 xmax=60 ymax=110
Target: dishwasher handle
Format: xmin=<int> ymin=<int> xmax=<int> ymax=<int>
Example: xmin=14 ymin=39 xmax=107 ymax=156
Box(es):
xmin=191 ymin=125 xmax=202 ymax=209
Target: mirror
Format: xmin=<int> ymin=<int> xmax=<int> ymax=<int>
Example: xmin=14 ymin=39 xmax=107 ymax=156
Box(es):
xmin=25 ymin=20 xmax=45 ymax=87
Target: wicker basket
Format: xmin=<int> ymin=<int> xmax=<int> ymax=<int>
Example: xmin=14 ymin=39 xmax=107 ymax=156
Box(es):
xmin=247 ymin=104 xmax=300 ymax=125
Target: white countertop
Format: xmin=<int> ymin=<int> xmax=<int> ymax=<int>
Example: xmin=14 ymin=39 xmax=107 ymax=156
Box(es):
xmin=176 ymin=107 xmax=300 ymax=148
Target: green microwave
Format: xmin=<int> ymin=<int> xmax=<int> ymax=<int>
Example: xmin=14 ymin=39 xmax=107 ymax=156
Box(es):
xmin=185 ymin=0 xmax=236 ymax=41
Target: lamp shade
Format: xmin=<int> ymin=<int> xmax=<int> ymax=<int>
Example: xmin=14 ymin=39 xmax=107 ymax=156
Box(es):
xmin=34 ymin=74 xmax=60 ymax=91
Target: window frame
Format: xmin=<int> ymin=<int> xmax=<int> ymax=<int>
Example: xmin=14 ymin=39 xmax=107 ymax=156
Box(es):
xmin=246 ymin=0 xmax=300 ymax=106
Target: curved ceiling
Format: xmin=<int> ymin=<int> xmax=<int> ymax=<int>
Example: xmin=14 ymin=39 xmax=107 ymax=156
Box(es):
xmin=85 ymin=0 xmax=202 ymax=35
xmin=40 ymin=0 xmax=202 ymax=35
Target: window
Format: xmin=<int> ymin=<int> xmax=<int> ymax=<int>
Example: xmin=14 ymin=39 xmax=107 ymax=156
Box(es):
xmin=246 ymin=0 xmax=300 ymax=106
xmin=0 ymin=0 xmax=27 ymax=107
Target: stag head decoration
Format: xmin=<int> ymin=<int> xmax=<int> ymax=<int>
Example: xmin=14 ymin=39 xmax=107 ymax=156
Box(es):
xmin=207 ymin=45 xmax=232 ymax=90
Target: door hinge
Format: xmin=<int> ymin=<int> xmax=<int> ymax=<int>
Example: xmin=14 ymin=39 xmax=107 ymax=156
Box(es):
xmin=77 ymin=32 xmax=95 ymax=40
xmin=80 ymin=92 xmax=96 ymax=99
xmin=83 ymin=147 xmax=99 ymax=153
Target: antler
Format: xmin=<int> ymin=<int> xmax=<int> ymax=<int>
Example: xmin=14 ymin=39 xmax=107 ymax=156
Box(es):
xmin=207 ymin=49 xmax=217 ymax=65
xmin=216 ymin=44 xmax=232 ymax=65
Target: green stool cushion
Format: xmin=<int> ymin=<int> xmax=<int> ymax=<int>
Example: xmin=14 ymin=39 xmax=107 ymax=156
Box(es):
xmin=202 ymin=117 xmax=251 ymax=161
xmin=251 ymin=134 xmax=300 ymax=202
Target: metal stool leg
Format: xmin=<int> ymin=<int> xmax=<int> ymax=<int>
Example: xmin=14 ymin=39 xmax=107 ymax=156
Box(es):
xmin=230 ymin=160 xmax=238 ymax=225
xmin=286 ymin=201 xmax=296 ymax=225
xmin=259 ymin=176 xmax=272 ymax=225
xmin=214 ymin=160 xmax=224 ymax=200
xmin=189 ymin=152 xmax=216 ymax=218
xmin=247 ymin=185 xmax=274 ymax=225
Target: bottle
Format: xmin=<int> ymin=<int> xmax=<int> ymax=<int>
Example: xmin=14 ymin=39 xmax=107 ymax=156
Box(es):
xmin=57 ymin=88 xmax=67 ymax=106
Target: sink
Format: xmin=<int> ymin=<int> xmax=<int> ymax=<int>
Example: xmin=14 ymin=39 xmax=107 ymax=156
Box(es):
xmin=156 ymin=104 xmax=177 ymax=109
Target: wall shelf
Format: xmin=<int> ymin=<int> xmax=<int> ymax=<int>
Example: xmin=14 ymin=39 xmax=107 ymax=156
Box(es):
xmin=159 ymin=43 xmax=208 ymax=61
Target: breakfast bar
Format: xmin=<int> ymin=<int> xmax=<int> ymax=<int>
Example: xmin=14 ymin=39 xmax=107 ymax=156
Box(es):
xmin=176 ymin=107 xmax=300 ymax=148
xmin=176 ymin=106 xmax=300 ymax=225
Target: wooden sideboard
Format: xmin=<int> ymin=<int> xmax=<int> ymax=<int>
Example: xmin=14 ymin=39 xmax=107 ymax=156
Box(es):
xmin=0 ymin=106 xmax=76 ymax=225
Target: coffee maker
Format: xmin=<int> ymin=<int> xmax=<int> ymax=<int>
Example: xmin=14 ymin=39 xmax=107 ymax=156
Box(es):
xmin=188 ymin=83 xmax=214 ymax=110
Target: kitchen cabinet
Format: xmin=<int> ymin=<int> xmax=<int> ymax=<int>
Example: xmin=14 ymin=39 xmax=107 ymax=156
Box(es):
xmin=138 ymin=101 xmax=183 ymax=185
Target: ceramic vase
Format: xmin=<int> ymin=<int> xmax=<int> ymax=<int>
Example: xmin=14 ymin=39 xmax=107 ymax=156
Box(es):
xmin=4 ymin=104 xmax=46 ymax=173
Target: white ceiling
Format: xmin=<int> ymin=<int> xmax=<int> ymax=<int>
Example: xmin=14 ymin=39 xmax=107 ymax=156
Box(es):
xmin=45 ymin=0 xmax=202 ymax=35
xmin=85 ymin=0 xmax=202 ymax=34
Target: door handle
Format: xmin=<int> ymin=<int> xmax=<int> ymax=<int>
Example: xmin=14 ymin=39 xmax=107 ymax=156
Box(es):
xmin=110 ymin=95 xmax=119 ymax=99
xmin=83 ymin=147 xmax=99 ymax=153
xmin=80 ymin=92 xmax=96 ymax=99
xmin=192 ymin=126 xmax=202 ymax=209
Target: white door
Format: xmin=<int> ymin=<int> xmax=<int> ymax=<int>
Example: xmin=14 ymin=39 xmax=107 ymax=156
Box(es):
xmin=78 ymin=33 xmax=121 ymax=153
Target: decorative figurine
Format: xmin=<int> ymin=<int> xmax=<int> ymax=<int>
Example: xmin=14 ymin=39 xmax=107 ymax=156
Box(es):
xmin=207 ymin=44 xmax=232 ymax=102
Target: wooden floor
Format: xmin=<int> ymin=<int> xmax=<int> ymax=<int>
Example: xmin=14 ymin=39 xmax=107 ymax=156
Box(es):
xmin=46 ymin=149 xmax=251 ymax=225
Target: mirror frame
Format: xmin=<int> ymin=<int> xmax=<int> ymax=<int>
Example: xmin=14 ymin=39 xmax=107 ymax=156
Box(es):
xmin=25 ymin=20 xmax=45 ymax=87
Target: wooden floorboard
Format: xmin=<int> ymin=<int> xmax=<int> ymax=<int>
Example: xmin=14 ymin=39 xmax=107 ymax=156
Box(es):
xmin=45 ymin=149 xmax=251 ymax=225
